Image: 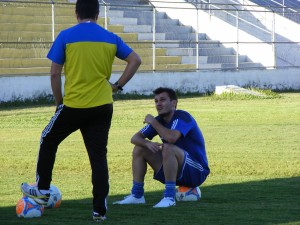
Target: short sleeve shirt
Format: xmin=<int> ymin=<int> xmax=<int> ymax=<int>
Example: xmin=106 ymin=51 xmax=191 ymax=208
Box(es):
xmin=140 ymin=110 xmax=209 ymax=172
xmin=47 ymin=22 xmax=132 ymax=108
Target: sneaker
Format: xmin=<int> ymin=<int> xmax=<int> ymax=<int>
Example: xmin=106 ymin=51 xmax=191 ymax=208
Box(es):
xmin=113 ymin=194 xmax=146 ymax=205
xmin=153 ymin=197 xmax=176 ymax=208
xmin=92 ymin=212 xmax=106 ymax=222
xmin=21 ymin=182 xmax=50 ymax=205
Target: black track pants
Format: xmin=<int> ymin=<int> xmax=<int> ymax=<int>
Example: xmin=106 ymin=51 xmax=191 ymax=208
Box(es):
xmin=36 ymin=103 xmax=113 ymax=215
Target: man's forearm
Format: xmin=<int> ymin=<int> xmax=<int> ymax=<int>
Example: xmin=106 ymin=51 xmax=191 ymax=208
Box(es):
xmin=50 ymin=62 xmax=63 ymax=106
xmin=131 ymin=132 xmax=149 ymax=147
xmin=150 ymin=119 xmax=180 ymax=144
xmin=115 ymin=51 xmax=141 ymax=88
xmin=51 ymin=75 xmax=63 ymax=106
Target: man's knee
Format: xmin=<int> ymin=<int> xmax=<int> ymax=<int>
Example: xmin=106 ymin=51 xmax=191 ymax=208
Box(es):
xmin=161 ymin=143 xmax=175 ymax=157
xmin=162 ymin=143 xmax=184 ymax=161
xmin=132 ymin=145 xmax=146 ymax=158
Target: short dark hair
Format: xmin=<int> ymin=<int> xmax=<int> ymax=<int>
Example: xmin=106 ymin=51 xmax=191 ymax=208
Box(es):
xmin=76 ymin=0 xmax=99 ymax=20
xmin=153 ymin=87 xmax=178 ymax=101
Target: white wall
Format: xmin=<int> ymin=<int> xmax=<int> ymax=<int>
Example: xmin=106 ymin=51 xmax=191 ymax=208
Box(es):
xmin=1 ymin=68 xmax=299 ymax=102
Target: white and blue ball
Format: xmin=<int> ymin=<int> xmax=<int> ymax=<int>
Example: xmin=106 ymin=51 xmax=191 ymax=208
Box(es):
xmin=175 ymin=186 xmax=201 ymax=202
xmin=45 ymin=184 xmax=62 ymax=209
xmin=16 ymin=196 xmax=44 ymax=218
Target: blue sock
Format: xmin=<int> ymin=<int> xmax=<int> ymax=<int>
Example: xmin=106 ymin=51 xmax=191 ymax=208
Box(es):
xmin=131 ymin=181 xmax=144 ymax=198
xmin=164 ymin=181 xmax=176 ymax=198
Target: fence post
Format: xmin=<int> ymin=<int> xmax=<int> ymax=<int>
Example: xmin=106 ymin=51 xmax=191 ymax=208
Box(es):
xmin=104 ymin=3 xmax=108 ymax=29
xmin=51 ymin=0 xmax=55 ymax=42
xmin=208 ymin=0 xmax=211 ymax=18
xmin=272 ymin=11 xmax=276 ymax=68
xmin=236 ymin=10 xmax=239 ymax=69
xmin=152 ymin=7 xmax=156 ymax=71
xmin=196 ymin=5 xmax=199 ymax=70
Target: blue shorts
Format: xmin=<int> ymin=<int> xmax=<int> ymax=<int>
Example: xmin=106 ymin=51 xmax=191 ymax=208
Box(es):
xmin=153 ymin=151 xmax=208 ymax=187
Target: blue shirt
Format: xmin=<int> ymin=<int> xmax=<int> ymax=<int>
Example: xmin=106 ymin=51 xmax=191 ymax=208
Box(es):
xmin=140 ymin=110 xmax=210 ymax=172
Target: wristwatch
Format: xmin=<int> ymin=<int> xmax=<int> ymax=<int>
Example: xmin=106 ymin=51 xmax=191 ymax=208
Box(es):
xmin=114 ymin=81 xmax=123 ymax=91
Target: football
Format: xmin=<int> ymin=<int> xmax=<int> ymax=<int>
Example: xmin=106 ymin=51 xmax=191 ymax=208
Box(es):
xmin=16 ymin=196 xmax=44 ymax=218
xmin=175 ymin=186 xmax=201 ymax=202
xmin=45 ymin=184 xmax=62 ymax=209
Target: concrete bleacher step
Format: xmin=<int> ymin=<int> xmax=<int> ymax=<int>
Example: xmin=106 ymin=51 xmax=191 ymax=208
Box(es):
xmin=114 ymin=56 xmax=182 ymax=65
xmin=207 ymin=55 xmax=248 ymax=64
xmin=1 ymin=22 xmax=123 ymax=33
xmin=111 ymin=64 xmax=196 ymax=72
xmin=0 ymin=5 xmax=72 ymax=16
xmin=138 ymin=33 xmax=165 ymax=40
xmin=0 ymin=31 xmax=140 ymax=42
xmin=0 ymin=47 xmax=167 ymax=58
xmin=99 ymin=9 xmax=125 ymax=18
xmin=181 ymin=55 xmax=248 ymax=64
xmin=181 ymin=54 xmax=252 ymax=64
xmin=0 ymin=31 xmax=52 ymax=42
xmin=0 ymin=58 xmax=50 ymax=68
xmin=221 ymin=62 xmax=264 ymax=69
xmin=165 ymin=33 xmax=198 ymax=41
xmin=123 ymin=25 xmax=152 ymax=33
xmin=166 ymin=48 xmax=234 ymax=56
xmin=109 ymin=17 xmax=138 ymax=25
xmin=0 ymin=63 xmax=196 ymax=76
xmin=0 ymin=47 xmax=50 ymax=59
xmin=0 ymin=14 xmax=76 ymax=24
xmin=123 ymin=10 xmax=166 ymax=20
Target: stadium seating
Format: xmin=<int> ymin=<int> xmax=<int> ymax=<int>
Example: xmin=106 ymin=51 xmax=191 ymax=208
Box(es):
xmin=0 ymin=0 xmax=262 ymax=76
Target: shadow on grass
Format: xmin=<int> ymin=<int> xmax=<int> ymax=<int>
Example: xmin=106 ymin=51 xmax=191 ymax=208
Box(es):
xmin=0 ymin=177 xmax=299 ymax=225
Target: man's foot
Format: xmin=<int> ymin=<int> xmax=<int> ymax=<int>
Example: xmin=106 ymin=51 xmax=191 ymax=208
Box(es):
xmin=92 ymin=212 xmax=106 ymax=222
xmin=113 ymin=194 xmax=146 ymax=205
xmin=153 ymin=197 xmax=176 ymax=208
xmin=21 ymin=183 xmax=50 ymax=205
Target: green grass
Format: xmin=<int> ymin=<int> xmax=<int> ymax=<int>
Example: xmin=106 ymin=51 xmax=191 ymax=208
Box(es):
xmin=0 ymin=93 xmax=299 ymax=225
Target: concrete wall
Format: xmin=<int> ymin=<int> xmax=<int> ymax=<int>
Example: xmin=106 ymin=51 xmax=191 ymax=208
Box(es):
xmin=1 ymin=68 xmax=299 ymax=102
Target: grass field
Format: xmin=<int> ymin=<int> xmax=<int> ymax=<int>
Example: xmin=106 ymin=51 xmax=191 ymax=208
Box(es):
xmin=0 ymin=93 xmax=299 ymax=225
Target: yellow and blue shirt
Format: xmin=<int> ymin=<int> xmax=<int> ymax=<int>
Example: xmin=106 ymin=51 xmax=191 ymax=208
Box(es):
xmin=47 ymin=22 xmax=132 ymax=108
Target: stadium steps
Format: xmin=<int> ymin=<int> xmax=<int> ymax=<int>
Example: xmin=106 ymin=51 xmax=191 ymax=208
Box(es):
xmin=102 ymin=1 xmax=261 ymax=68
xmin=0 ymin=0 xmax=261 ymax=76
xmin=0 ymin=48 xmax=194 ymax=75
xmin=0 ymin=1 xmax=196 ymax=74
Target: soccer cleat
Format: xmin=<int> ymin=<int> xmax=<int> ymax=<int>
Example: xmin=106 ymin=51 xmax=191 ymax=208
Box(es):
xmin=21 ymin=183 xmax=50 ymax=205
xmin=92 ymin=212 xmax=106 ymax=222
xmin=113 ymin=194 xmax=146 ymax=205
xmin=153 ymin=197 xmax=176 ymax=208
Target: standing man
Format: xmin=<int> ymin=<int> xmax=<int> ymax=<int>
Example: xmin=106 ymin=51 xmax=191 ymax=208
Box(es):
xmin=21 ymin=0 xmax=141 ymax=222
xmin=114 ymin=87 xmax=209 ymax=208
